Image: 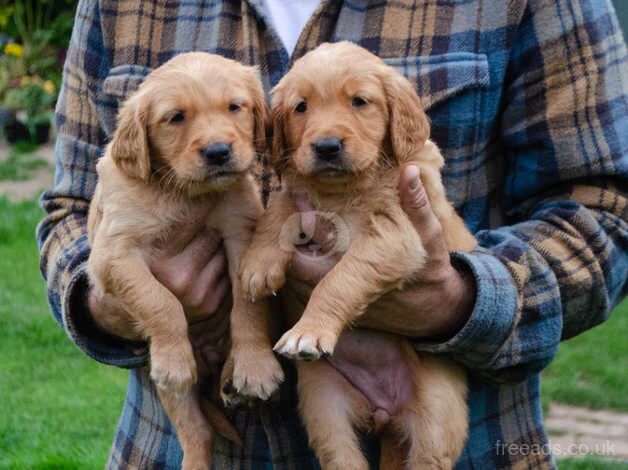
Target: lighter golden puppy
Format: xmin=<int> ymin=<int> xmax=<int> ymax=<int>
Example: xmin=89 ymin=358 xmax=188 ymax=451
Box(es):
xmin=239 ymin=42 xmax=475 ymax=469
xmin=87 ymin=52 xmax=283 ymax=470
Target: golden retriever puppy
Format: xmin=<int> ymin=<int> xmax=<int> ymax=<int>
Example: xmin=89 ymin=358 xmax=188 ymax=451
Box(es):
xmin=87 ymin=52 xmax=284 ymax=470
xmin=239 ymin=42 xmax=475 ymax=469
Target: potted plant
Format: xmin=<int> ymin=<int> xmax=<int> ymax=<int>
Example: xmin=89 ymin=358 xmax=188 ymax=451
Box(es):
xmin=0 ymin=1 xmax=74 ymax=144
xmin=3 ymin=78 xmax=55 ymax=144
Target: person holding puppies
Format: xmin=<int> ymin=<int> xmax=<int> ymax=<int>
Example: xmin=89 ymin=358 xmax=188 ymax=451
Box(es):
xmin=38 ymin=0 xmax=627 ymax=469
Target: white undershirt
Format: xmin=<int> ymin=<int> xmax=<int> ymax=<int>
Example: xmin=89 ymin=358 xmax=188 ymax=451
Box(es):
xmin=261 ymin=0 xmax=321 ymax=55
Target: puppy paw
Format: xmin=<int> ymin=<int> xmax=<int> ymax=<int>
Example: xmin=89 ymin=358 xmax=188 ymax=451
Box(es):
xmin=274 ymin=322 xmax=339 ymax=361
xmin=221 ymin=347 xmax=284 ymax=407
xmin=220 ymin=380 xmax=255 ymax=409
xmin=240 ymin=255 xmax=287 ymax=302
xmin=150 ymin=341 xmax=197 ymax=395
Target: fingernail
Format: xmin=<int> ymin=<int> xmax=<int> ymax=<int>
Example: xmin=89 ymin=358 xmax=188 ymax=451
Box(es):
xmin=409 ymin=176 xmax=419 ymax=191
xmin=406 ymin=165 xmax=420 ymax=191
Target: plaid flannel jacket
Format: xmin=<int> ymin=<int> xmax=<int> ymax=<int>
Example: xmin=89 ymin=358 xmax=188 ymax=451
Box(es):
xmin=37 ymin=0 xmax=628 ymax=468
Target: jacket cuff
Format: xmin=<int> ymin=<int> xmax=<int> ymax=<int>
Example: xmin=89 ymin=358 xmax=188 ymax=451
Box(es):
xmin=63 ymin=262 xmax=148 ymax=368
xmin=413 ymin=249 xmax=518 ymax=369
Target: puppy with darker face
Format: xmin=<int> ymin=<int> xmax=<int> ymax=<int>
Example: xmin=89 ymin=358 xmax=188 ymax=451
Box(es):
xmin=87 ymin=52 xmax=283 ymax=470
xmin=239 ymin=42 xmax=475 ymax=469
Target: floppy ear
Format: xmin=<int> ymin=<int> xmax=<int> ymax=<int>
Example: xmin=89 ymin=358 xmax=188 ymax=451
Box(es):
xmin=383 ymin=70 xmax=430 ymax=164
xmin=245 ymin=67 xmax=269 ymax=156
xmin=109 ymin=94 xmax=151 ymax=182
xmin=268 ymin=87 xmax=289 ymax=174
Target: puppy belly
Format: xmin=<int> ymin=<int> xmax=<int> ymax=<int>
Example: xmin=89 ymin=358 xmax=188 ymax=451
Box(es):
xmin=326 ymin=329 xmax=416 ymax=431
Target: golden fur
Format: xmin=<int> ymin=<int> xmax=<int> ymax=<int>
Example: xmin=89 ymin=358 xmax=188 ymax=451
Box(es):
xmin=87 ymin=52 xmax=283 ymax=470
xmin=239 ymin=42 xmax=476 ymax=469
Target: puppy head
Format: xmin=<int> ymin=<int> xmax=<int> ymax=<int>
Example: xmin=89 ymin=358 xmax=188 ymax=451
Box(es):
xmin=109 ymin=52 xmax=267 ymax=194
xmin=271 ymin=42 xmax=429 ymax=185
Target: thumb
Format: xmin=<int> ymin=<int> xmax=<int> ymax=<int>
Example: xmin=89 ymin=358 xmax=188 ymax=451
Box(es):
xmin=398 ymin=164 xmax=436 ymax=233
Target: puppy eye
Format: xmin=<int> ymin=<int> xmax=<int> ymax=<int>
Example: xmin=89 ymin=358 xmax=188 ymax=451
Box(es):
xmin=169 ymin=111 xmax=185 ymax=124
xmin=352 ymin=96 xmax=368 ymax=108
xmin=295 ymin=100 xmax=307 ymax=113
xmin=229 ymin=103 xmax=241 ymax=113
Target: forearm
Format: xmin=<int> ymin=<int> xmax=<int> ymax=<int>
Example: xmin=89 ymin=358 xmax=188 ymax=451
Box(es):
xmin=415 ymin=187 xmax=628 ymax=382
xmin=37 ymin=0 xmax=148 ymax=368
xmin=37 ymin=179 xmax=143 ymax=364
xmin=38 ymin=206 xmax=149 ymax=367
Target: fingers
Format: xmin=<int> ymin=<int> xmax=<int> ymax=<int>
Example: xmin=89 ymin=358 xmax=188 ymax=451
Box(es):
xmin=399 ymin=165 xmax=444 ymax=242
xmin=171 ymin=229 xmax=223 ymax=276
xmin=399 ymin=165 xmax=432 ymax=227
xmin=153 ymin=229 xmax=222 ymax=295
xmin=197 ymin=277 xmax=230 ymax=317
xmin=189 ymin=297 xmax=231 ymax=375
xmin=189 ymin=299 xmax=230 ymax=347
xmin=181 ymin=250 xmax=228 ymax=311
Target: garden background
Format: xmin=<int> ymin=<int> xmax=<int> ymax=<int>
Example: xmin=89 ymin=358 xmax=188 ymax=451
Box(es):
xmin=0 ymin=1 xmax=627 ymax=469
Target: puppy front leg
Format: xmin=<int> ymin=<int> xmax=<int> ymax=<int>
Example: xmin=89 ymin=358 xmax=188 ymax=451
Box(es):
xmin=219 ymin=188 xmax=285 ymax=406
xmin=221 ymin=236 xmax=284 ymax=406
xmin=275 ymin=208 xmax=426 ymax=360
xmin=239 ymin=188 xmax=299 ymax=302
xmin=102 ymin=254 xmax=197 ymax=393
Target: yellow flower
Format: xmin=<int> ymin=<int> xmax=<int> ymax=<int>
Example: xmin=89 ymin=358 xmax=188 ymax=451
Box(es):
xmin=4 ymin=42 xmax=23 ymax=57
xmin=20 ymin=75 xmax=31 ymax=86
xmin=43 ymin=80 xmax=55 ymax=94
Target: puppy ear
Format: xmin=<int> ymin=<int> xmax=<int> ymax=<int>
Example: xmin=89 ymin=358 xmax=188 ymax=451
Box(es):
xmin=109 ymin=94 xmax=151 ymax=182
xmin=245 ymin=67 xmax=269 ymax=155
xmin=269 ymin=87 xmax=289 ymax=174
xmin=383 ymin=70 xmax=430 ymax=164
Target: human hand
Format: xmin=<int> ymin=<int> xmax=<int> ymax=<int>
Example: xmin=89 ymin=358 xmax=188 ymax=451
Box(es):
xmin=287 ymin=164 xmax=476 ymax=339
xmin=87 ymin=220 xmax=231 ymax=342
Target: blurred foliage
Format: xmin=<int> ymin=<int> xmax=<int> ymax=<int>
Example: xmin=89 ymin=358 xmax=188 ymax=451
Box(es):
xmin=1 ymin=1 xmax=75 ymax=47
xmin=4 ymin=78 xmax=55 ymax=138
xmin=0 ymin=0 xmax=75 ymax=144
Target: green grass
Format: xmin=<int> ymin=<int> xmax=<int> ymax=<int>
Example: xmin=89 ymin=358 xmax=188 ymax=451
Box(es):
xmin=0 ymin=198 xmax=127 ymax=469
xmin=0 ymin=197 xmax=625 ymax=468
xmin=542 ymin=300 xmax=628 ymax=412
xmin=559 ymin=458 xmax=628 ymax=469
xmin=0 ymin=143 xmax=49 ymax=181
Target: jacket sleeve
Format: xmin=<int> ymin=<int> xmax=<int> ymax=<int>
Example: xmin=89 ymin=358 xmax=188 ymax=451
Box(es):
xmin=36 ymin=0 xmax=148 ymax=368
xmin=414 ymin=0 xmax=628 ymax=383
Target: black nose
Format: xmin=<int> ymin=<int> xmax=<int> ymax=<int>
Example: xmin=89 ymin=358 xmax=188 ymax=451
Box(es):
xmin=313 ymin=137 xmax=342 ymax=161
xmin=202 ymin=142 xmax=231 ymax=165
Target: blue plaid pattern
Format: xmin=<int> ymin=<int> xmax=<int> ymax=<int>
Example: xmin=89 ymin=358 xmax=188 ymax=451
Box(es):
xmin=37 ymin=0 xmax=628 ymax=468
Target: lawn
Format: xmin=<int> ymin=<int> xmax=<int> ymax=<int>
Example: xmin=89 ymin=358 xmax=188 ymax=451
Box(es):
xmin=0 ymin=143 xmax=49 ymax=182
xmin=0 ymin=197 xmax=625 ymax=469
xmin=542 ymin=300 xmax=628 ymax=412
xmin=559 ymin=459 xmax=628 ymax=470
xmin=0 ymin=198 xmax=127 ymax=469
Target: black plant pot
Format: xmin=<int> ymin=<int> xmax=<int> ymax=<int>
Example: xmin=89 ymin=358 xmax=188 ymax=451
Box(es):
xmin=3 ymin=116 xmax=30 ymax=144
xmin=33 ymin=122 xmax=51 ymax=145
